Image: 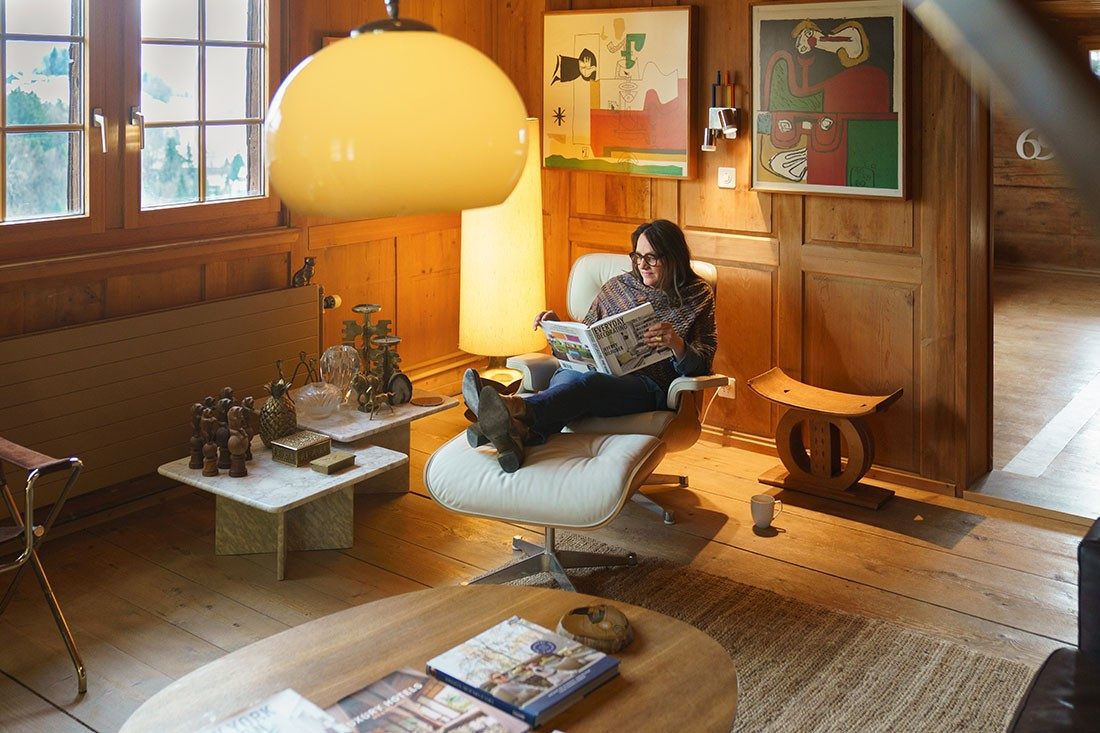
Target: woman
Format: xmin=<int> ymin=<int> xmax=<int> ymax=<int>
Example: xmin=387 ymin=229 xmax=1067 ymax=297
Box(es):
xmin=467 ymin=219 xmax=717 ymax=472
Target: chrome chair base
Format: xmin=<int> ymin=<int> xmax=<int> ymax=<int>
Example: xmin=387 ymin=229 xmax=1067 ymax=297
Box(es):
xmin=466 ymin=529 xmax=637 ymax=593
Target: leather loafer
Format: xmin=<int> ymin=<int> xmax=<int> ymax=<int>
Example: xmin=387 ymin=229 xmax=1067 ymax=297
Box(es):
xmin=462 ymin=368 xmax=484 ymax=420
xmin=478 ymin=386 xmax=525 ymax=472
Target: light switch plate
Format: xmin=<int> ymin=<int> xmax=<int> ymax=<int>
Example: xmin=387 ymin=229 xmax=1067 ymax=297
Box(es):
xmin=717 ymin=167 xmax=736 ymax=189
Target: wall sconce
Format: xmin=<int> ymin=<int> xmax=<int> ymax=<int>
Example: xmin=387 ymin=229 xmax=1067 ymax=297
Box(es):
xmin=701 ymin=71 xmax=741 ymax=153
xmin=701 ymin=107 xmax=740 ymax=152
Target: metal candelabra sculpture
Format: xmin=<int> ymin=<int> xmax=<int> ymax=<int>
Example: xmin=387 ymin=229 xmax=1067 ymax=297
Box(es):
xmin=342 ymin=303 xmax=413 ymax=418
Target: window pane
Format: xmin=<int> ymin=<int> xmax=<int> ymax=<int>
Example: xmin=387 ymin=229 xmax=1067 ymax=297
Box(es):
xmin=141 ymin=44 xmax=198 ymax=122
xmin=5 ymin=41 xmax=80 ymax=125
xmin=140 ymin=0 xmax=198 ymax=40
xmin=206 ymin=0 xmax=261 ymax=42
xmin=142 ymin=126 xmax=199 ymax=207
xmin=206 ymin=124 xmax=262 ymax=200
xmin=5 ymin=0 xmax=80 ymax=36
xmin=1091 ymin=50 xmax=1100 ymax=79
xmin=206 ymin=47 xmax=262 ymax=120
xmin=6 ymin=131 xmax=82 ymax=220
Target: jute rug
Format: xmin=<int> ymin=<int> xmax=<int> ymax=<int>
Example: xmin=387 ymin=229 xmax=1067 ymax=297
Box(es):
xmin=507 ymin=534 xmax=1036 ymax=733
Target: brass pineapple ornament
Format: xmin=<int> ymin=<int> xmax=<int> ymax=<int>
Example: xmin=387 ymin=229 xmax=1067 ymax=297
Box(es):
xmin=259 ymin=378 xmax=297 ymax=447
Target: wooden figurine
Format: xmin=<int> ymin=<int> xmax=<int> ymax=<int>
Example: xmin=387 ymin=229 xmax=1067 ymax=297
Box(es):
xmin=240 ymin=396 xmax=255 ymax=461
xmin=188 ymin=403 xmax=204 ymax=469
xmin=201 ymin=408 xmax=219 ymax=477
xmin=227 ymin=406 xmax=248 ymax=478
xmin=215 ymin=397 xmax=233 ymax=469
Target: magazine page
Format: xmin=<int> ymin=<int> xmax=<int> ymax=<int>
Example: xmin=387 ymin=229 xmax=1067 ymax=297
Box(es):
xmin=199 ymin=689 xmax=350 ymax=733
xmin=540 ymin=320 xmax=611 ymax=374
xmin=588 ymin=302 xmax=673 ymax=377
xmin=326 ymin=668 xmax=528 ymax=733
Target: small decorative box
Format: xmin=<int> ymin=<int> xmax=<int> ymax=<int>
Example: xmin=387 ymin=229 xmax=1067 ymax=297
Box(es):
xmin=311 ymin=450 xmax=356 ymax=474
xmin=270 ymin=430 xmax=331 ymax=467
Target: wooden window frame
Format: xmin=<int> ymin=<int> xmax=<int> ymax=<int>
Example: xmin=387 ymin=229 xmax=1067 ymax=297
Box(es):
xmin=0 ymin=0 xmax=283 ymax=262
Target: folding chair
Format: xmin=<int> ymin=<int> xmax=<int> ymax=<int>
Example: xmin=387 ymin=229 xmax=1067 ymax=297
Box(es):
xmin=0 ymin=437 xmax=85 ymax=694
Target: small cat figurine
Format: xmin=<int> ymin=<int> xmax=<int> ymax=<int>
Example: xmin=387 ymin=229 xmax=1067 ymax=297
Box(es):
xmin=292 ymin=256 xmax=316 ymax=287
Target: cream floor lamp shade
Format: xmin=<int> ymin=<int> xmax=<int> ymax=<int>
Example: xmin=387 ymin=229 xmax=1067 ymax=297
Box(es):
xmin=460 ymin=118 xmax=547 ymax=358
xmin=266 ymin=2 xmax=528 ymax=219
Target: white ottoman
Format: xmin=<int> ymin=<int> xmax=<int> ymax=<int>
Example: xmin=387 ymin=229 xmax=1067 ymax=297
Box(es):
xmin=425 ymin=431 xmax=665 ymax=591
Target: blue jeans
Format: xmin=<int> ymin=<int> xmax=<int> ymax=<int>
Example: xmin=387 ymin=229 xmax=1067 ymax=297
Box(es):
xmin=523 ymin=369 xmax=666 ymax=445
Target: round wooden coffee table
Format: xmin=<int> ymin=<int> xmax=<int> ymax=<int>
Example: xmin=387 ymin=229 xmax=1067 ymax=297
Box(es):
xmin=120 ymin=584 xmax=738 ymax=732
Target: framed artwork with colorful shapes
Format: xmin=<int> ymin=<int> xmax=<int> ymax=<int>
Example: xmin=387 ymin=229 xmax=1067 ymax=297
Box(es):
xmin=752 ymin=0 xmax=905 ymax=198
xmin=543 ymin=6 xmax=695 ymax=179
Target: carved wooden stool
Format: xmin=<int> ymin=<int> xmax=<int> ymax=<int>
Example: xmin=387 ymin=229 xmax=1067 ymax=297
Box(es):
xmin=747 ymin=367 xmax=903 ymax=509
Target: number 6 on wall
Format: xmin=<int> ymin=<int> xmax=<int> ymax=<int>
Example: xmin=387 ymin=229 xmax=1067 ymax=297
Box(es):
xmin=1016 ymin=128 xmax=1055 ymax=160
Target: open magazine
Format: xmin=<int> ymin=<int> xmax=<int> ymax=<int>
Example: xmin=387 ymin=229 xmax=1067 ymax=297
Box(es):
xmin=540 ymin=302 xmax=673 ymax=377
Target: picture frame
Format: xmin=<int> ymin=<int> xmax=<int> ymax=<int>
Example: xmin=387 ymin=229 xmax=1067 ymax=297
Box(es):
xmin=752 ymin=0 xmax=905 ymax=198
xmin=543 ymin=6 xmax=695 ymax=179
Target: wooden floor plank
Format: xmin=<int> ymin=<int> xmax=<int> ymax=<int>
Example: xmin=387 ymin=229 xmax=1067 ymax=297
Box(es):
xmin=0 ymin=404 xmax=1086 ymax=730
xmin=0 ymin=673 xmax=91 ymax=733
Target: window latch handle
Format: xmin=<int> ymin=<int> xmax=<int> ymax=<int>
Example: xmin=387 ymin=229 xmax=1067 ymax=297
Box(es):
xmin=129 ymin=107 xmax=145 ymax=150
xmin=91 ymin=108 xmax=107 ymax=154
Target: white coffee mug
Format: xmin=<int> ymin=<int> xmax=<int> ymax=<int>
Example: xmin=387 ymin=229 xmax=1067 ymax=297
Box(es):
xmin=750 ymin=494 xmax=783 ymax=529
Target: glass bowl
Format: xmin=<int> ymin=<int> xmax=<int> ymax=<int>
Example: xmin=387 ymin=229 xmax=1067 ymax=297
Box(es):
xmin=294 ymin=382 xmax=342 ymax=419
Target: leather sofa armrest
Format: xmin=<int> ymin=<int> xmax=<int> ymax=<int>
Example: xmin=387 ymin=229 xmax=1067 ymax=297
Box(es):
xmin=506 ymin=353 xmax=561 ymax=392
xmin=667 ymin=375 xmax=732 ymax=410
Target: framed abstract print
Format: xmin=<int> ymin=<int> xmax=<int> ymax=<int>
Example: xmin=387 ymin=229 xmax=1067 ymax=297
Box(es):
xmin=543 ymin=6 xmax=695 ymax=179
xmin=752 ymin=1 xmax=904 ymax=197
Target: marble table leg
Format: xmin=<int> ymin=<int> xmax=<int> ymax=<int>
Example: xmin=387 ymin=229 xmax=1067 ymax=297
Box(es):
xmin=352 ymin=424 xmax=411 ymax=494
xmin=214 ymin=488 xmax=354 ymax=580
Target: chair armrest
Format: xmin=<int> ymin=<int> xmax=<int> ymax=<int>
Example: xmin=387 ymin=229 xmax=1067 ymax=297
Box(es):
xmin=506 ymin=353 xmax=561 ymax=392
xmin=667 ymin=374 xmax=732 ymax=410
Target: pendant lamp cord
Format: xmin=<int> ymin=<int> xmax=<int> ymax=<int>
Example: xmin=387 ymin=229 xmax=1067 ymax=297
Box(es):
xmin=385 ymin=0 xmax=399 ymax=21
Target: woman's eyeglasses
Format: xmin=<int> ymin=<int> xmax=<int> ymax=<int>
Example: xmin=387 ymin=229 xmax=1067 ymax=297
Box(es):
xmin=629 ymin=252 xmax=663 ymax=267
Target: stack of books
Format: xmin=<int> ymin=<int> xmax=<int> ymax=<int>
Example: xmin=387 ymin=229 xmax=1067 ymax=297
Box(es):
xmin=205 ymin=615 xmax=619 ymax=732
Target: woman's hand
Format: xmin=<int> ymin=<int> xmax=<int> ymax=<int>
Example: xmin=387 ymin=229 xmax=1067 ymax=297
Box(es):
xmin=643 ymin=321 xmax=684 ymax=359
xmin=533 ymin=310 xmax=560 ymax=330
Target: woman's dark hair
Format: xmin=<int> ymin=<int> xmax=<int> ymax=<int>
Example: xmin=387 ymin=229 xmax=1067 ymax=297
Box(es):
xmin=630 ymin=219 xmax=700 ymax=303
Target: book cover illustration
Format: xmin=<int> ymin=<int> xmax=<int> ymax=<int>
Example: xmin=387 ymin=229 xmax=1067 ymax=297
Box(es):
xmin=426 ymin=616 xmax=619 ymax=725
xmin=541 ymin=302 xmax=672 ymax=377
xmin=326 ymin=668 xmax=529 ymax=733
xmin=199 ymin=688 xmax=350 ymax=733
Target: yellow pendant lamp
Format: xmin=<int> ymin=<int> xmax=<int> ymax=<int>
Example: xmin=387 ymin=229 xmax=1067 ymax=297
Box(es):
xmin=267 ymin=1 xmax=528 ymax=219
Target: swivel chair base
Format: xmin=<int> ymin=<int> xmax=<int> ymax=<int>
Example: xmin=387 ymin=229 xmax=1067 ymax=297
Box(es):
xmin=466 ymin=528 xmax=637 ymax=593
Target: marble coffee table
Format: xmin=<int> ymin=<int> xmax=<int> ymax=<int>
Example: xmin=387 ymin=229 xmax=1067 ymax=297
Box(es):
xmin=158 ymin=438 xmax=406 ymax=579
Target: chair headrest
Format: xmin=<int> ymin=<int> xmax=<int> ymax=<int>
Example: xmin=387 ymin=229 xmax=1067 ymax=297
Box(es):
xmin=566 ymin=253 xmax=718 ymax=320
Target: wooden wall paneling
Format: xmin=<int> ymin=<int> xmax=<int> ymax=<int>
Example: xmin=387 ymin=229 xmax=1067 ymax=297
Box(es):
xmin=707 ymin=264 xmax=775 ymax=437
xmin=680 ymin=0 xmax=773 ymax=236
xmin=803 ymin=273 xmax=919 ymax=472
xmin=775 ymin=194 xmax=803 ymax=378
xmin=21 ymin=281 xmax=107 ymax=333
xmin=395 ymin=228 xmax=461 ymax=369
xmin=917 ymin=33 xmax=965 ymax=486
xmin=105 ymin=266 xmax=204 ymax=319
xmin=1071 ymin=202 xmax=1100 ymax=270
xmin=317 ymin=238 xmax=397 ymax=350
xmin=804 ymin=197 xmax=915 ymax=249
xmin=570 ymin=173 xmax=653 ymax=221
xmin=965 ymin=90 xmax=993 ymax=486
xmin=0 ymin=288 xmax=23 ymax=337
xmin=544 ymin=169 xmax=573 ymax=319
xmin=222 ymin=252 xmax=292 ymax=298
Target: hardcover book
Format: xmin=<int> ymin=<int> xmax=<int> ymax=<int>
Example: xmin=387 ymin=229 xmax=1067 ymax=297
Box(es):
xmin=325 ymin=668 xmax=529 ymax=733
xmin=540 ymin=302 xmax=673 ymax=377
xmin=426 ymin=616 xmax=619 ymax=727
